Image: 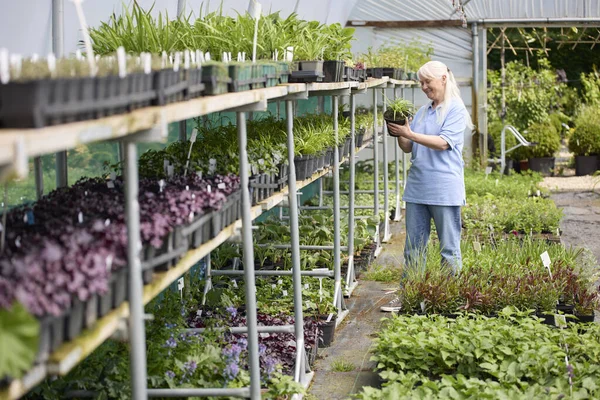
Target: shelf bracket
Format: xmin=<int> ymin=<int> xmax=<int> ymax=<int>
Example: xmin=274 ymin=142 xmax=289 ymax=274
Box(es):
xmin=0 ymin=136 xmax=28 ymax=183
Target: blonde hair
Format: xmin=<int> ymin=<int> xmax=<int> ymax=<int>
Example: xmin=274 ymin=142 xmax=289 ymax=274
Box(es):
xmin=417 ymin=61 xmax=473 ymax=130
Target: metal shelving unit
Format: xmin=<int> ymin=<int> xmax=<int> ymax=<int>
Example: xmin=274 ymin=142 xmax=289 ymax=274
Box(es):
xmin=0 ymin=77 xmax=393 ymax=400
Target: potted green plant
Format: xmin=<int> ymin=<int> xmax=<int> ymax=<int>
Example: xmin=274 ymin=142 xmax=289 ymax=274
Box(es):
xmin=523 ymin=122 xmax=560 ymax=176
xmin=568 ymin=107 xmax=600 ymax=176
xmin=383 ymin=98 xmax=414 ymax=126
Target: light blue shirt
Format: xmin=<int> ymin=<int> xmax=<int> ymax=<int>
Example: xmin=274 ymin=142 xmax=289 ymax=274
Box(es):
xmin=402 ymin=98 xmax=467 ymax=206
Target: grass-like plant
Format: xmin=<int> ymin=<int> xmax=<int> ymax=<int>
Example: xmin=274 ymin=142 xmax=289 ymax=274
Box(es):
xmin=383 ymin=97 xmax=414 ymax=125
xmin=330 ymin=359 xmax=356 ymax=372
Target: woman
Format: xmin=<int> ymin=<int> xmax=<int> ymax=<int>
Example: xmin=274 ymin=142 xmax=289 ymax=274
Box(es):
xmin=381 ymin=60 xmax=472 ymax=312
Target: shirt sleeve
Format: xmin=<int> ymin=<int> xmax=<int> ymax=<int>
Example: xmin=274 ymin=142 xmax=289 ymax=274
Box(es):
xmin=439 ymin=103 xmax=467 ymax=150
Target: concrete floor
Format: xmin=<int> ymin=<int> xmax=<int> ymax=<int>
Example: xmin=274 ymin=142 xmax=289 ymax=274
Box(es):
xmin=307 ymin=220 xmax=405 ymax=399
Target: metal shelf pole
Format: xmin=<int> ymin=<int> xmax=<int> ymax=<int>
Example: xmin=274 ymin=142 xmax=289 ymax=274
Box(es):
xmin=393 ymin=87 xmax=402 ymax=221
xmin=332 ymin=95 xmax=342 ymax=311
xmin=285 ymin=99 xmax=306 ymax=382
xmin=346 ymin=93 xmax=356 ymax=291
xmin=402 ymin=87 xmax=408 ymax=210
xmin=123 ymin=140 xmax=147 ymax=400
xmin=52 ymin=0 xmax=68 ymax=188
xmin=372 ymin=89 xmax=381 ymax=254
xmin=236 ymin=111 xmax=261 ymax=399
xmin=177 ymin=0 xmax=187 ymax=142
xmin=381 ymin=88 xmax=390 ymax=242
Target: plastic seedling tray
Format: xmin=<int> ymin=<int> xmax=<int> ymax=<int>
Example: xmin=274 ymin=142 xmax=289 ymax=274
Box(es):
xmin=185 ymin=69 xmax=206 ymax=99
xmin=0 ymin=77 xmax=96 ymax=128
xmin=153 ymin=69 xmax=187 ymax=105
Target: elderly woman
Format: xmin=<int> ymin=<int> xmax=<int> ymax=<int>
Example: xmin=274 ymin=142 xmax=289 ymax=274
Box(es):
xmin=381 ymin=60 xmax=472 ymax=312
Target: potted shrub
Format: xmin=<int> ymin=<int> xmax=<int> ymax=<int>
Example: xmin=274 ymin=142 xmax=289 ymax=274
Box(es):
xmin=383 ymin=98 xmax=414 ymax=127
xmin=568 ymin=107 xmax=600 ymax=176
xmin=523 ymin=122 xmax=560 ymax=176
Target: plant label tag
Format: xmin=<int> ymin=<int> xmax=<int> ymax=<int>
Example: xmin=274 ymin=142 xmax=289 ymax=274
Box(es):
xmin=242 ymin=52 xmax=246 ymax=61
xmin=107 ymin=181 xmax=115 ymax=189
xmin=116 ymin=46 xmax=126 ymax=78
xmin=282 ymin=290 xmax=288 ymax=297
xmin=528 ymin=190 xmax=531 ymax=196
xmin=78 ymin=212 xmax=83 ymax=224
xmin=304 ymin=283 xmax=309 ymax=290
xmin=184 ymin=50 xmax=190 ymax=70
xmin=248 ymin=0 xmax=262 ymax=19
xmin=222 ymin=52 xmax=228 ymax=63
xmin=274 ymin=49 xmax=278 ymax=61
xmin=285 ymin=46 xmax=294 ymax=62
xmin=197 ymin=309 xmax=203 ymax=317
xmin=167 ymin=165 xmax=174 ymax=177
xmin=177 ymin=277 xmax=184 ymax=297
xmin=495 ymin=179 xmax=499 ymax=186
xmin=47 ymin=53 xmax=57 ymax=77
xmin=207 ymin=185 xmax=211 ymax=193
xmin=15 ymin=236 xmax=21 ymax=248
xmin=105 ymin=254 xmax=113 ymax=271
xmin=190 ymin=128 xmax=198 ymax=143
xmin=541 ymin=251 xmax=552 ymax=278
xmin=271 ymin=284 xmax=277 ymax=289
xmin=326 ymin=313 xmax=334 ymax=322
xmin=205 ymin=52 xmax=211 ymax=61
xmin=277 ymin=279 xmax=283 ymax=285
xmin=420 ymin=301 xmax=426 ymax=313
xmin=218 ymin=182 xmax=226 ymax=190
xmin=554 ymin=314 xmax=567 ymax=328
xmin=196 ymin=171 xmax=203 ymax=179
xmin=473 ymin=241 xmax=482 ymax=253
xmin=110 ymin=171 xmax=116 ymax=181
xmin=536 ymin=190 xmax=541 ymax=197
xmin=185 ymin=185 xmax=189 ymax=191
xmin=189 ymin=211 xmax=194 ymax=222
xmin=173 ymin=52 xmax=180 ymax=72
xmin=143 ymin=53 xmax=151 ymax=74
xmin=159 ymin=179 xmax=165 ymax=193
xmin=105 ymin=219 xmax=111 ymax=226
xmin=0 ymin=49 xmax=9 ymax=84
xmin=232 ymin=280 xmax=238 ymax=288
xmin=485 ymin=166 xmax=492 ymax=175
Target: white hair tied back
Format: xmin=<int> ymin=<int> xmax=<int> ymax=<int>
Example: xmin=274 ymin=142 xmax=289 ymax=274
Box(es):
xmin=417 ymin=60 xmax=473 ymax=130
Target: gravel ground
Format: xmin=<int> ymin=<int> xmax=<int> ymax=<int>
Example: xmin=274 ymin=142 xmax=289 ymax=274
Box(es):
xmin=540 ymin=175 xmax=599 ymax=192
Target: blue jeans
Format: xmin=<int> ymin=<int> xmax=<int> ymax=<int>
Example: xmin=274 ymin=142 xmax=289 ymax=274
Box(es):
xmin=404 ymin=202 xmax=462 ymax=275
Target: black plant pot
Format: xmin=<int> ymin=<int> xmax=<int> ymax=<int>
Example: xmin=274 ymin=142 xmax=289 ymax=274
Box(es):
xmin=574 ymin=155 xmax=598 ymax=176
xmin=153 ymin=69 xmax=187 ymax=105
xmin=367 ymin=68 xmax=383 ymax=79
xmin=298 ymin=60 xmax=324 ymax=75
xmin=323 ymin=60 xmax=345 ymax=82
xmin=528 ymin=157 xmax=555 ymax=176
xmin=318 ymin=315 xmax=337 ymax=347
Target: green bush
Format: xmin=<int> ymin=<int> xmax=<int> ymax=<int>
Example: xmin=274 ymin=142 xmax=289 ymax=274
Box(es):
xmin=523 ymin=122 xmax=560 ymax=158
xmin=568 ymin=106 xmax=600 ymax=156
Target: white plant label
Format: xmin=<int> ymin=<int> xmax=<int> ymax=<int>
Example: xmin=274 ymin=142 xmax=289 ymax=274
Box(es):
xmin=282 ymin=290 xmax=288 ymax=297
xmin=47 ymin=53 xmax=57 ymax=77
xmin=232 ymin=280 xmax=238 ymax=288
xmin=185 ymin=185 xmax=189 ymax=191
xmin=177 ymin=277 xmax=184 ymax=298
xmin=473 ymin=241 xmax=482 ymax=253
xmin=196 ymin=171 xmax=203 ymax=179
xmin=188 ymin=212 xmax=194 ymax=222
xmin=207 ymin=185 xmax=211 ymax=193
xmin=116 ymin=47 xmax=126 ymax=78
xmin=304 ymin=283 xmax=309 ymax=290
xmin=218 ymin=182 xmax=226 ymax=190
xmin=78 ymin=212 xmax=83 ymax=224
xmin=159 ymin=179 xmax=165 ymax=193
xmin=143 ymin=53 xmax=151 ymax=74
xmin=167 ymin=165 xmax=174 ymax=177
xmin=105 ymin=219 xmax=111 ymax=226
xmin=495 ymin=179 xmax=499 ymax=186
xmin=105 ymin=254 xmax=113 ymax=271
xmin=107 ymin=181 xmax=115 ymax=189
xmin=184 ymin=50 xmax=190 ymax=70
xmin=161 ymin=51 xmax=168 ymax=68
xmin=71 ymin=0 xmax=97 ymax=75
xmin=190 ymin=128 xmax=198 ymax=143
xmin=205 ymin=52 xmax=211 ymax=61
xmin=0 ymin=48 xmax=9 ymax=84
xmin=271 ymin=284 xmax=277 ymax=289
xmin=110 ymin=172 xmax=116 ymax=181
xmin=173 ymin=52 xmax=180 ymax=72
xmin=541 ymin=251 xmax=552 ymax=278
xmin=485 ymin=166 xmax=492 ymax=175
xmin=190 ymin=50 xmax=196 ymax=64
xmin=536 ymin=189 xmax=541 ymax=197
xmin=222 ymin=52 xmax=228 ymax=63
xmin=277 ymin=279 xmax=283 ymax=285
xmin=326 ymin=313 xmax=334 ymax=323
xmin=420 ymin=301 xmax=426 ymax=313
xmin=554 ymin=314 xmax=567 ymax=329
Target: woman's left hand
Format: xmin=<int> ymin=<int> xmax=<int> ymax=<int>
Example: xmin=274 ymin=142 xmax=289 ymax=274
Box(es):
xmin=387 ymin=120 xmax=412 ymax=139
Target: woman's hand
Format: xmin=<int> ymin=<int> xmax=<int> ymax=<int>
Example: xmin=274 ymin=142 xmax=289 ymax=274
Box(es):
xmin=387 ymin=120 xmax=413 ymax=139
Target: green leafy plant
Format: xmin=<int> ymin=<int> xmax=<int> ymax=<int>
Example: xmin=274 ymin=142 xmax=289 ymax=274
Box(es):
xmin=523 ymin=121 xmax=561 ymax=159
xmin=330 ymin=358 xmax=355 ymax=372
xmin=362 ymin=264 xmax=402 ymax=283
xmin=568 ymin=106 xmax=600 ymax=156
xmin=0 ymin=302 xmax=39 ymax=380
xmin=383 ymin=97 xmax=414 ymax=124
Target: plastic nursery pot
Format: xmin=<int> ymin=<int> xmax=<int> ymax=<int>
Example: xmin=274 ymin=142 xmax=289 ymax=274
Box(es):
xmin=94 ymin=75 xmax=131 ymax=118
xmin=384 ymin=109 xmax=413 ymax=127
xmin=0 ymin=77 xmax=96 ymax=128
xmin=228 ymin=64 xmax=253 ymax=92
xmin=153 ymin=69 xmax=187 ymax=105
xmin=318 ymin=314 xmax=337 ymax=347
xmin=298 ymin=60 xmax=324 ymax=74
xmin=323 ymin=60 xmax=344 ymax=82
xmin=574 ymin=155 xmax=598 ymax=176
xmin=528 ymin=157 xmax=555 ymax=176
xmin=201 ymin=64 xmax=231 ymax=96
xmin=181 ymin=211 xmax=214 ymax=249
xmin=184 ymin=69 xmax=206 ymax=100
xmin=250 ymin=64 xmax=267 ymax=90
xmin=366 ymin=68 xmax=384 ymax=79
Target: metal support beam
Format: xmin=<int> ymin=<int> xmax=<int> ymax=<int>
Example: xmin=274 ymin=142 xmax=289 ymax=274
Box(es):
xmin=185 ymin=325 xmax=295 ymax=334
xmin=346 ymin=93 xmax=357 ymax=292
xmin=52 ymin=0 xmax=68 ymax=189
xmin=372 ymin=89 xmax=381 ymax=247
xmin=123 ymin=140 xmax=147 ymax=400
xmin=285 ymin=99 xmax=305 ymax=383
xmin=34 ymin=157 xmax=43 ymax=199
xmin=393 ymin=87 xmax=402 ymax=221
xmin=381 ymin=88 xmax=391 ymax=242
xmin=332 ymin=95 xmax=342 ymax=312
xmin=255 ymin=244 xmax=349 ymax=251
xmin=148 ymin=388 xmax=250 ymax=398
xmin=236 ymin=112 xmax=261 ymax=400
xmin=212 ymin=270 xmax=335 ymax=278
